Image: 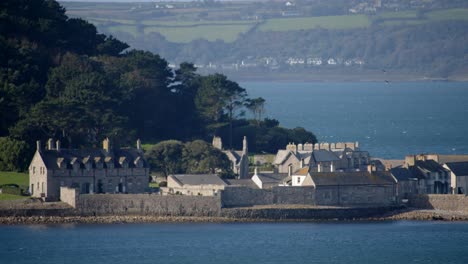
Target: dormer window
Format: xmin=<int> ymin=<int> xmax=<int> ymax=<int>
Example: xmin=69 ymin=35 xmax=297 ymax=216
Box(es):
xmin=82 ymin=156 xmax=92 ymax=170
xmin=134 ymin=157 xmax=143 ymax=168
xmin=70 ymin=157 xmax=80 ymax=171
xmin=57 ymin=158 xmax=66 ymax=169
xmin=105 ymin=157 xmax=114 ymax=169
xmin=94 ymin=157 xmax=103 ymax=169
xmin=119 ymin=157 xmax=128 ymax=169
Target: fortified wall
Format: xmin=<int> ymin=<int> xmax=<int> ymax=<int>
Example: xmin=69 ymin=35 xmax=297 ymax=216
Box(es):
xmin=409 ymin=194 xmax=468 ymax=211
xmin=220 ymin=186 xmax=315 ymax=207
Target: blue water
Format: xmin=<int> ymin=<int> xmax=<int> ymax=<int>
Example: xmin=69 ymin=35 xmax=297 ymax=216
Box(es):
xmin=242 ymin=82 xmax=468 ymax=159
xmin=1 ymin=222 xmax=468 ymax=264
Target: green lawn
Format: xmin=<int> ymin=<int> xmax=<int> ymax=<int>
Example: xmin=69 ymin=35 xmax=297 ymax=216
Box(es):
xmin=259 ymin=14 xmax=370 ymax=31
xmin=144 ymin=24 xmax=253 ymax=43
xmin=0 ymin=193 xmax=28 ymax=201
xmin=0 ymin=171 xmax=29 ymax=201
xmin=0 ymin=171 xmax=28 ymax=189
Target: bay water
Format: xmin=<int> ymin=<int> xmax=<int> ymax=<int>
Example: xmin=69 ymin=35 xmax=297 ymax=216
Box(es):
xmin=1 ymin=222 xmax=468 ymax=264
xmin=242 ymin=81 xmax=468 ymax=159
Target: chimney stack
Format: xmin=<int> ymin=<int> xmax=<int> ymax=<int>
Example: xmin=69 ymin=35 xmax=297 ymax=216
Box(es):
xmin=288 ymin=165 xmax=292 ymax=177
xmin=56 ymin=140 xmax=61 ymax=152
xmin=136 ymin=139 xmax=142 ymax=151
xmin=254 ymin=167 xmax=258 ymax=177
xmin=47 ymin=138 xmax=54 ymax=150
xmin=36 ymin=140 xmax=41 ymax=152
xmin=103 ymin=138 xmax=111 ymax=153
xmin=242 ymin=136 xmax=248 ymax=155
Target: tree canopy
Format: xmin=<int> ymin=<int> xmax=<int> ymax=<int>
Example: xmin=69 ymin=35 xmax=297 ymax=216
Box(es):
xmin=0 ymin=0 xmax=317 ymax=171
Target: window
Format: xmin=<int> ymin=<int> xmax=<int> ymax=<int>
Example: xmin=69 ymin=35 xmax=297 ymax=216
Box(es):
xmin=41 ymin=182 xmax=44 ymax=193
xmin=297 ymin=177 xmax=301 ymax=184
xmin=32 ymin=167 xmax=36 ymax=174
xmin=31 ymin=184 xmax=34 ymax=195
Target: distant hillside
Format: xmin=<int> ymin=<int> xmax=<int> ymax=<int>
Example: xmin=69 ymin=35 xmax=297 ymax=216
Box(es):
xmin=63 ymin=1 xmax=468 ymax=80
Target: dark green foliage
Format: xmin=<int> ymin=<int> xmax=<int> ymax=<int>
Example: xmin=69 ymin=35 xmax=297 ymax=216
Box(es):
xmin=0 ymin=137 xmax=31 ymax=171
xmin=145 ymin=140 xmax=233 ymax=178
xmin=0 ymin=0 xmax=318 ymax=171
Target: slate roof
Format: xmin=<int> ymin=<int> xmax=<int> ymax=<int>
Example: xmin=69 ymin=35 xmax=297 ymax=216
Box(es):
xmin=445 ymin=162 xmax=468 ymax=176
xmin=390 ymin=167 xmax=419 ymax=181
xmin=39 ymin=148 xmax=147 ymax=170
xmin=170 ymin=174 xmax=228 ymax=186
xmin=274 ymin=150 xmax=292 ymax=165
xmin=415 ymin=160 xmax=447 ymax=173
xmin=256 ymin=173 xmax=288 ymax=184
xmin=408 ymin=166 xmax=427 ymax=179
xmin=310 ymin=150 xmax=341 ymax=163
xmin=226 ymin=179 xmax=258 ymax=188
xmin=309 ymin=171 xmax=396 ymax=186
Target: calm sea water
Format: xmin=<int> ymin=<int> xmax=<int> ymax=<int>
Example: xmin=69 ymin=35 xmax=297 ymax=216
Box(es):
xmin=242 ymin=82 xmax=468 ymax=159
xmin=1 ymin=222 xmax=468 ymax=264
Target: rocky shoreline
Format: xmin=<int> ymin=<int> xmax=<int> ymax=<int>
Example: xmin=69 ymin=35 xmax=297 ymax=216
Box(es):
xmin=1 ymin=209 xmax=468 ymax=225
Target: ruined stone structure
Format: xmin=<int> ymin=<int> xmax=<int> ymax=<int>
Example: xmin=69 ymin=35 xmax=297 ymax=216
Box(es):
xmin=29 ymin=138 xmax=149 ymax=201
xmin=274 ymin=142 xmax=371 ymax=174
xmin=212 ymin=136 xmax=249 ymax=179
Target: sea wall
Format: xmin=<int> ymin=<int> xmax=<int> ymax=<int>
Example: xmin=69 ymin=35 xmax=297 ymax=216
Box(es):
xmin=221 ymin=206 xmax=400 ymax=220
xmin=76 ymin=194 xmax=221 ymax=216
xmin=409 ymin=194 xmax=468 ymax=211
xmin=221 ymin=186 xmax=315 ymax=207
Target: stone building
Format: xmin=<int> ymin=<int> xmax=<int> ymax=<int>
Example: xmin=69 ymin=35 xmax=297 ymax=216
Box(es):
xmin=405 ymin=155 xmax=450 ymax=194
xmin=389 ymin=167 xmax=425 ymax=199
xmin=165 ymin=174 xmax=228 ymax=196
xmin=251 ymin=168 xmax=288 ymax=189
xmin=29 ymin=138 xmax=149 ymax=201
xmin=212 ymin=136 xmax=249 ymax=179
xmin=290 ymin=165 xmax=397 ymax=206
xmin=274 ymin=142 xmax=371 ymax=173
xmin=443 ymin=162 xmax=468 ymax=194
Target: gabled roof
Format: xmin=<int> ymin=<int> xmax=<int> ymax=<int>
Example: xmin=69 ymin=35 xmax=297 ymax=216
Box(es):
xmin=226 ymin=179 xmax=258 ymax=188
xmin=408 ymin=166 xmax=427 ymax=179
xmin=309 ymin=171 xmax=396 ymax=186
xmin=445 ymin=162 xmax=468 ymax=176
xmin=274 ymin=150 xmax=292 ymax=165
xmin=255 ymin=173 xmax=288 ymax=184
xmin=390 ymin=167 xmax=418 ymax=181
xmin=38 ymin=147 xmax=147 ymax=170
xmin=415 ymin=160 xmax=447 ymax=173
xmin=311 ymin=150 xmax=341 ymax=163
xmin=170 ymin=174 xmax=228 ymax=186
xmin=224 ymin=150 xmax=241 ymax=163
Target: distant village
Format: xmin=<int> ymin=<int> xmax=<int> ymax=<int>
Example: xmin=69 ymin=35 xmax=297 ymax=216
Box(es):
xmin=28 ymin=136 xmax=468 ymax=209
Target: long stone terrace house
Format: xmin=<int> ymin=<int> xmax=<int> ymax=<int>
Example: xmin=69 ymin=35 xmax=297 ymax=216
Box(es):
xmin=290 ymin=165 xmax=397 ymax=206
xmin=405 ymin=155 xmax=451 ymax=194
xmin=389 ymin=167 xmax=425 ymax=199
xmin=29 ymin=138 xmax=149 ymax=201
xmin=274 ymin=142 xmax=372 ymax=174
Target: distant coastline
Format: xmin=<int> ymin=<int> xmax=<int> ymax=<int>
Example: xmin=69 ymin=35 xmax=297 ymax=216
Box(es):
xmin=227 ymin=72 xmax=468 ymax=83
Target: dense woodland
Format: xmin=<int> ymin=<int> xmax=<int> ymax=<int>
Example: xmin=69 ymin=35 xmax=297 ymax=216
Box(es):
xmin=0 ymin=0 xmax=316 ymax=172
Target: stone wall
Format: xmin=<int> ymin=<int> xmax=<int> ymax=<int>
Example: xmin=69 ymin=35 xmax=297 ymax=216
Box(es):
xmin=221 ymin=206 xmax=400 ymax=220
xmin=60 ymin=187 xmax=78 ymax=208
xmin=220 ymin=186 xmax=315 ymax=207
xmin=409 ymin=194 xmax=468 ymax=211
xmin=315 ymin=185 xmax=396 ymax=206
xmin=76 ymin=194 xmax=221 ymax=216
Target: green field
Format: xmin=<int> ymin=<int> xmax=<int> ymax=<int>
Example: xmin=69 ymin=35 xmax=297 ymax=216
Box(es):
xmin=259 ymin=15 xmax=370 ymax=31
xmin=0 ymin=171 xmax=29 ymax=201
xmin=427 ymin=8 xmax=468 ymax=21
xmin=144 ymin=24 xmax=253 ymax=43
xmin=68 ymin=7 xmax=468 ymax=43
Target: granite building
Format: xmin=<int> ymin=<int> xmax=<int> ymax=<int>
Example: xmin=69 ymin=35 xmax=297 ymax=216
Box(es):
xmin=29 ymin=138 xmax=149 ymax=201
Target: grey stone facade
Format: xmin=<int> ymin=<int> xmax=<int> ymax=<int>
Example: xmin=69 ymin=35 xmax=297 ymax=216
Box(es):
xmin=29 ymin=139 xmax=149 ymax=201
xmin=212 ymin=136 xmax=249 ymax=179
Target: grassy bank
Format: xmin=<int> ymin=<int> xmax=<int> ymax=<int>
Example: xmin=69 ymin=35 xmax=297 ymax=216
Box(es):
xmin=0 ymin=171 xmax=29 ymax=201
